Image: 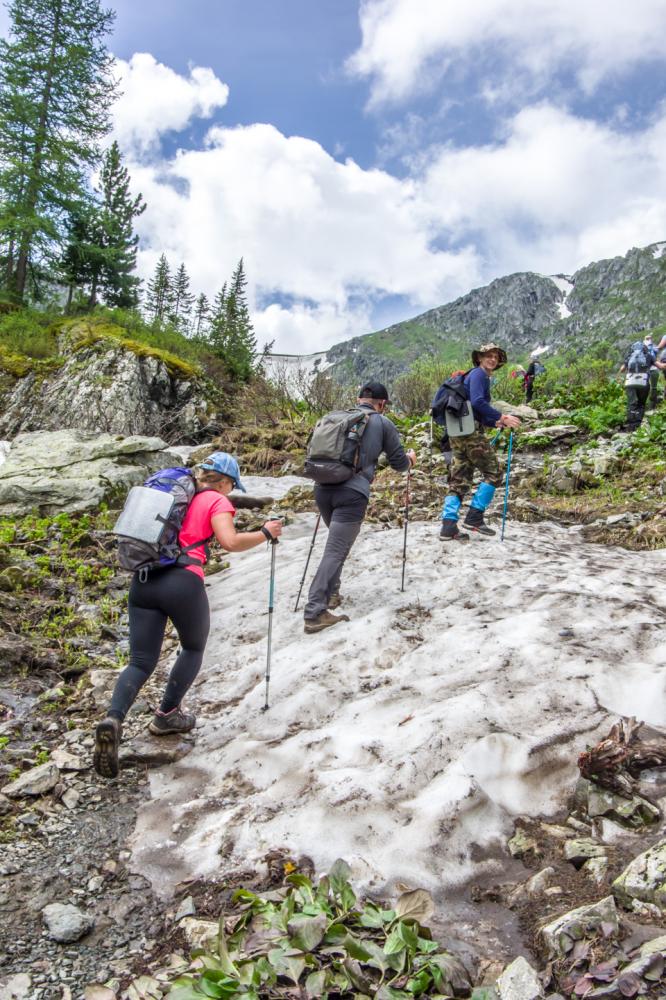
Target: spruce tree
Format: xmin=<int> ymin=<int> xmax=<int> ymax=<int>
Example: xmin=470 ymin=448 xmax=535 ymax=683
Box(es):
xmin=0 ymin=0 xmax=117 ymax=300
xmin=193 ymin=293 xmax=210 ymax=337
xmin=206 ymin=264 xmax=257 ymax=381
xmin=97 ymin=141 xmax=146 ymax=308
xmin=144 ymin=254 xmax=173 ymax=325
xmin=170 ymin=262 xmax=195 ymax=332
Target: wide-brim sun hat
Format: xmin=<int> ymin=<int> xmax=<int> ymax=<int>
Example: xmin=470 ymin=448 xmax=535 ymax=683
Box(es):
xmin=198 ymin=451 xmax=247 ymax=492
xmin=471 ymin=343 xmax=508 ymax=368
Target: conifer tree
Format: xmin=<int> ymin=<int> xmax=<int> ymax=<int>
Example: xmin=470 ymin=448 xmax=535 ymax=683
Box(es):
xmin=193 ymin=292 xmax=210 ymax=337
xmin=0 ymin=0 xmax=117 ymax=300
xmin=145 ymin=254 xmax=173 ymax=325
xmin=97 ymin=141 xmax=146 ymax=307
xmin=170 ymin=262 xmax=195 ymax=332
xmin=205 ymin=263 xmax=257 ymax=381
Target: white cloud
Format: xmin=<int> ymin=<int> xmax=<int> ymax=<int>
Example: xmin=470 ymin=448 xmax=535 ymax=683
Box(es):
xmin=120 ymin=57 xmax=666 ymax=355
xmin=348 ymin=0 xmax=666 ymax=105
xmin=112 ymin=52 xmax=229 ymax=153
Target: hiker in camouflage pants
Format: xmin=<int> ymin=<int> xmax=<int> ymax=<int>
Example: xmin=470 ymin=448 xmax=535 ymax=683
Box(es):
xmin=448 ymin=427 xmax=503 ymax=498
xmin=440 ymin=343 xmax=521 ymax=540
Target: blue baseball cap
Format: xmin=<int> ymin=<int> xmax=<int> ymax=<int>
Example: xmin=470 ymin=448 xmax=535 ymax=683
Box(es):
xmin=198 ymin=451 xmax=247 ymax=492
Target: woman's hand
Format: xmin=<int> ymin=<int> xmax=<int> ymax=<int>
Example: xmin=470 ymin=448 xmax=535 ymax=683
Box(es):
xmin=263 ymin=519 xmax=282 ymax=540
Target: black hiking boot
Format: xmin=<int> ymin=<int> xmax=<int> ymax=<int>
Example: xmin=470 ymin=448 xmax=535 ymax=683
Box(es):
xmin=304 ymin=610 xmax=350 ymax=634
xmin=93 ymin=716 xmax=122 ymax=779
xmin=463 ymin=507 xmax=496 ymax=536
xmin=328 ymin=592 xmax=343 ymax=610
xmin=439 ymin=518 xmax=469 ymax=541
xmin=149 ymin=706 xmax=196 ymax=736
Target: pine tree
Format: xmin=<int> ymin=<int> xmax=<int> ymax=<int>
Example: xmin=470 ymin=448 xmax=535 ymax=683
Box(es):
xmin=144 ymin=254 xmax=173 ymax=325
xmin=206 ymin=263 xmax=257 ymax=381
xmin=193 ymin=293 xmax=210 ymax=337
xmin=0 ymin=0 xmax=117 ymax=300
xmin=170 ymin=262 xmax=195 ymax=332
xmin=97 ymin=141 xmax=146 ymax=308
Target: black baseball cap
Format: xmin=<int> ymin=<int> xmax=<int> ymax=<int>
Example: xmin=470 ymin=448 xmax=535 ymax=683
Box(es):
xmin=358 ymin=380 xmax=390 ymax=403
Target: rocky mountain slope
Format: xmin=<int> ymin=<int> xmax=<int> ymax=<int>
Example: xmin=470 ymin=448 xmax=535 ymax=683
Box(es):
xmin=324 ymin=242 xmax=666 ymax=382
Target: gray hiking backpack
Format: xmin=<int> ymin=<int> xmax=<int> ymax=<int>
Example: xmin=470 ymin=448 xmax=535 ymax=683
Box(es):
xmin=303 ymin=408 xmax=375 ymax=484
xmin=626 ymin=340 xmax=651 ymax=374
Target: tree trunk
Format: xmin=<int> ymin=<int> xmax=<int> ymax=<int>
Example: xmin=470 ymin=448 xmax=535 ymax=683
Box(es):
xmin=14 ymin=0 xmax=63 ymax=300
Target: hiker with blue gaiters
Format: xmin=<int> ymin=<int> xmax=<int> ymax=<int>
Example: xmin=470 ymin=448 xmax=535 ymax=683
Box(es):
xmin=439 ymin=344 xmax=520 ymax=541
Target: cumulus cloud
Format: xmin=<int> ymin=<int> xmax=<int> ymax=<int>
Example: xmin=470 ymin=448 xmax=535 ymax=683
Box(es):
xmin=348 ymin=0 xmax=666 ymax=105
xmin=112 ymin=52 xmax=229 ymax=153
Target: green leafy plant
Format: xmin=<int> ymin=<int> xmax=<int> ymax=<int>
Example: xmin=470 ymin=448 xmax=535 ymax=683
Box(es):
xmin=167 ymin=860 xmax=470 ymax=1000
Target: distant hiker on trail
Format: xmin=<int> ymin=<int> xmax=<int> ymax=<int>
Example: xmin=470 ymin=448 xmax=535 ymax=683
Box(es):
xmin=93 ymin=452 xmax=282 ymax=779
xmin=524 ymin=353 xmax=545 ymax=404
xmin=644 ymin=335 xmax=661 ymax=411
xmin=437 ymin=344 xmax=520 ymax=541
xmin=619 ymin=337 xmax=665 ymax=431
xmin=659 ymin=335 xmax=666 ymax=402
xmin=302 ymin=381 xmax=416 ymax=634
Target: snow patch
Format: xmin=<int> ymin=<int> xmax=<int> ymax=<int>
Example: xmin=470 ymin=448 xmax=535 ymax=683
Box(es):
xmin=130 ymin=516 xmax=666 ymax=899
xmin=651 ymin=242 xmax=666 ymax=259
xmin=262 ymin=352 xmax=332 ymax=398
xmin=547 ymin=275 xmax=574 ymax=319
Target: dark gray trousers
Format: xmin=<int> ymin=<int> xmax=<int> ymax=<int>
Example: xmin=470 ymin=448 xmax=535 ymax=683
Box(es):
xmin=304 ymin=486 xmax=367 ymax=620
xmin=625 ymin=383 xmax=649 ymax=431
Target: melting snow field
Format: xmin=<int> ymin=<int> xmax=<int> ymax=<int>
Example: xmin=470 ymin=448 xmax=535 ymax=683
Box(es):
xmin=131 ymin=511 xmax=666 ymax=901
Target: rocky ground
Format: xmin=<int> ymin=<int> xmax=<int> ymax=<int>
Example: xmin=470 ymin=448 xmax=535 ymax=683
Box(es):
xmin=0 ymin=411 xmax=665 ymax=1000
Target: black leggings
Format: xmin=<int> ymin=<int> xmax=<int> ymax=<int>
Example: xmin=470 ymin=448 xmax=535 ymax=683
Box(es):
xmin=109 ymin=567 xmax=210 ymax=721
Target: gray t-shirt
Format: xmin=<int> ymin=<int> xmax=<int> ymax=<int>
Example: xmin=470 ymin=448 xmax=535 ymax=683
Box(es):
xmin=342 ymin=404 xmax=411 ymax=498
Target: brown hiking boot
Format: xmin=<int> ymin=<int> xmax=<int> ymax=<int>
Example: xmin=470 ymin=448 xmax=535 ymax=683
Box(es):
xmin=304 ymin=610 xmax=350 ymax=634
xmin=328 ymin=592 xmax=343 ymax=609
xmin=149 ymin=706 xmax=196 ymax=735
xmin=93 ymin=716 xmax=122 ymax=779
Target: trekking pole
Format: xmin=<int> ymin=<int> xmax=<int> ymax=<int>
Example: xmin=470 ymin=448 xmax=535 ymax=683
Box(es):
xmin=293 ymin=514 xmax=321 ymax=612
xmin=490 ymin=429 xmax=502 ymax=447
xmin=500 ymin=431 xmax=514 ymax=542
xmin=262 ymin=538 xmax=278 ymax=712
xmin=401 ymin=470 xmax=411 ymax=592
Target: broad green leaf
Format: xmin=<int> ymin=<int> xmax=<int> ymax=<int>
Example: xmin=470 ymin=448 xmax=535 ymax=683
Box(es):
xmin=324 ymin=922 xmax=348 ymax=945
xmin=381 ymin=910 xmax=396 ymax=922
xmin=302 ymin=902 xmax=327 ymax=917
xmin=305 ymin=970 xmax=327 ymax=998
xmin=342 ymin=933 xmax=373 ymax=963
xmin=288 ymin=913 xmax=327 ymax=952
xmin=416 ymin=937 xmax=439 ymax=954
xmin=359 ymin=904 xmax=385 ymax=928
xmin=425 ymin=953 xmax=472 ymax=994
xmin=217 ymin=917 xmax=239 ymax=977
xmin=470 ymin=989 xmax=497 ymax=1000
xmin=167 ymin=983 xmax=203 ymax=1000
xmin=384 ymin=926 xmax=407 ymax=955
xmin=406 ymin=969 xmax=432 ymax=996
xmin=376 ymin=986 xmax=411 ymax=1000
xmin=267 ymin=947 xmax=306 ymax=984
xmin=328 ymin=858 xmax=352 ymax=890
xmin=361 ymin=939 xmax=389 ymax=974
xmin=343 ymin=957 xmax=374 ymax=993
xmin=237 ymin=963 xmax=255 ymax=986
xmin=397 ymin=921 xmax=419 ymax=952
xmin=315 ymin=875 xmax=330 ymax=903
xmin=286 ymin=873 xmax=315 ymax=901
xmin=395 ymin=889 xmax=434 ymax=925
xmin=198 ymin=980 xmax=225 ymax=999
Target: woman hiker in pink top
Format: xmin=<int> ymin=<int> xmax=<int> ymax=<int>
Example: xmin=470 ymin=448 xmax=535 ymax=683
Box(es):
xmin=93 ymin=452 xmax=282 ymax=778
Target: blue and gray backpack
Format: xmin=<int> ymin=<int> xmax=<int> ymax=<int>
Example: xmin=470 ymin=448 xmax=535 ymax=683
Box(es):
xmin=113 ymin=467 xmax=214 ymax=581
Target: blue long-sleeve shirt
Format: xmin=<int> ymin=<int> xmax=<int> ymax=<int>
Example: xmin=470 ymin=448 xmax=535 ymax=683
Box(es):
xmin=463 ymin=366 xmax=502 ymax=428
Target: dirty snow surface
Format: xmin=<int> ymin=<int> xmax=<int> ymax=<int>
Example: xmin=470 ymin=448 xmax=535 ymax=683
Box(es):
xmin=131 ymin=515 xmax=666 ymax=899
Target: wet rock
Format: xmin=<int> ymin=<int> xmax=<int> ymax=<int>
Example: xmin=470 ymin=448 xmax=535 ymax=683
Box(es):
xmin=507 ymin=829 xmax=538 ymax=858
xmin=539 ymin=895 xmax=619 ymax=958
xmin=613 ymin=839 xmax=666 ymax=911
xmin=2 ymin=762 xmax=60 ymax=798
xmin=118 ymin=736 xmax=193 ymax=768
xmin=50 ymin=749 xmax=87 ymax=772
xmin=583 ymin=857 xmax=609 ymax=884
xmin=88 ymin=669 xmax=121 ymax=709
xmin=586 ymin=782 xmax=660 ymax=829
xmin=564 ymin=838 xmax=607 ymax=867
xmin=42 ymin=902 xmax=94 ymax=943
xmin=540 ymin=408 xmax=569 ymax=419
xmin=174 ymin=895 xmax=196 ymax=921
xmin=61 ymin=788 xmax=80 ymax=810
xmin=496 ymin=956 xmax=544 ymax=999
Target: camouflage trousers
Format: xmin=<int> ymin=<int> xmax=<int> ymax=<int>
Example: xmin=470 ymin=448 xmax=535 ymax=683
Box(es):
xmin=448 ymin=426 xmax=503 ymax=499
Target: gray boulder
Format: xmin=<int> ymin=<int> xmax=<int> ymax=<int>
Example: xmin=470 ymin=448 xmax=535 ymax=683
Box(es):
xmin=42 ymin=902 xmax=94 ymax=942
xmin=521 ymin=424 xmax=579 ymax=442
xmin=496 ymin=956 xmax=544 ymax=999
xmin=539 ymin=896 xmax=619 ymax=958
xmin=613 ymin=839 xmax=666 ymax=911
xmin=0 ymin=429 xmax=180 ymax=516
xmin=2 ymin=762 xmax=60 ymax=798
xmin=0 ymin=330 xmax=211 ymax=439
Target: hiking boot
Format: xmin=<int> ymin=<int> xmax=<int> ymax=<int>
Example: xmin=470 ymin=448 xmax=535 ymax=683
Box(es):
xmin=439 ymin=518 xmax=469 ymax=541
xmin=328 ymin=592 xmax=343 ymax=609
xmin=149 ymin=706 xmax=196 ymax=736
xmin=304 ymin=610 xmax=350 ymax=634
xmin=463 ymin=507 xmax=496 ymax=536
xmin=93 ymin=716 xmax=122 ymax=779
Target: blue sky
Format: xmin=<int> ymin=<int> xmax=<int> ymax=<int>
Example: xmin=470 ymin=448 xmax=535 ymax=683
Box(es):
xmin=8 ymin=0 xmax=666 ymax=353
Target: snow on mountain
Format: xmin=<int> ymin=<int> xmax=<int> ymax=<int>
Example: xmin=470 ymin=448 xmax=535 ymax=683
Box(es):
xmin=547 ymin=275 xmax=574 ymax=319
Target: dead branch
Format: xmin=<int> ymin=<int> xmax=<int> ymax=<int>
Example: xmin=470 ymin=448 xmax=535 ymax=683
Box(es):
xmin=578 ymin=717 xmax=666 ymax=796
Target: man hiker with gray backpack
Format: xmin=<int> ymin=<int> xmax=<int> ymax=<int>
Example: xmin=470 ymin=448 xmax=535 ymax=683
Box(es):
xmin=302 ymin=381 xmax=416 ymax=634
xmin=433 ymin=343 xmax=520 ymax=541
xmin=618 ymin=337 xmax=665 ymax=431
